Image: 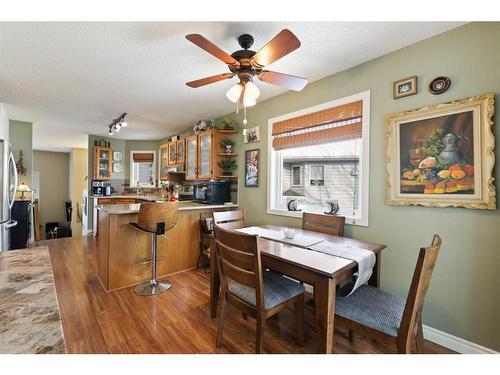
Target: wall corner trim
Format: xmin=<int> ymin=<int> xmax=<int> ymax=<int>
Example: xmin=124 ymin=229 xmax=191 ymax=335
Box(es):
xmin=423 ymin=325 xmax=498 ymax=354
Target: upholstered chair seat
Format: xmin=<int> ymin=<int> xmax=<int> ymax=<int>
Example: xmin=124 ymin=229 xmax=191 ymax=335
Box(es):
xmin=335 ymin=285 xmax=405 ymax=337
xmin=228 ymin=270 xmax=306 ymax=310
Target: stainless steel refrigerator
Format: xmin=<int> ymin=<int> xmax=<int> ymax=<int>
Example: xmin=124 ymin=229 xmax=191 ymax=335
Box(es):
xmin=0 ymin=139 xmax=18 ymax=251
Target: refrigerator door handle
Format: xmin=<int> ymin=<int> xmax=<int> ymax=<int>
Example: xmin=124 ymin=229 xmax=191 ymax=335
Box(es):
xmin=9 ymin=151 xmax=18 ymax=210
xmin=6 ymin=219 xmax=17 ymax=228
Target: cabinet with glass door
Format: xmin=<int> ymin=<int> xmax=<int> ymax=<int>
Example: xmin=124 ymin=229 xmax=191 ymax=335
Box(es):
xmin=93 ymin=146 xmax=112 ymax=180
xmin=159 ymin=143 xmax=169 ymax=180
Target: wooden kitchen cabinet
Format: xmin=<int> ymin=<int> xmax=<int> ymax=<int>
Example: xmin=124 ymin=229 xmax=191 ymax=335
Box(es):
xmin=176 ymin=139 xmax=185 ymax=164
xmin=168 ymin=142 xmax=177 ymax=165
xmin=159 ymin=143 xmax=168 ymax=180
xmin=94 ymin=146 xmax=112 ymax=180
xmin=185 ymin=129 xmax=238 ymax=181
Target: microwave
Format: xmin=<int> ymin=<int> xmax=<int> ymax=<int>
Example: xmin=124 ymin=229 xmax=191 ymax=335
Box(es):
xmin=193 ymin=181 xmax=231 ymax=204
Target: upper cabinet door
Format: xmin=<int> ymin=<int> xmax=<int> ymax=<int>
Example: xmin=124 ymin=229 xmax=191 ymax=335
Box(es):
xmin=159 ymin=144 xmax=168 ymax=180
xmin=185 ymin=135 xmax=198 ymax=180
xmin=168 ymin=142 xmax=177 ymax=165
xmin=176 ymin=139 xmax=185 ymax=164
xmin=94 ymin=147 xmax=112 ymax=180
xmin=197 ymin=131 xmax=212 ymax=180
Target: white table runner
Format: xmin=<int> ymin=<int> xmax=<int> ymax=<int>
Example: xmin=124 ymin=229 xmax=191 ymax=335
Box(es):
xmin=235 ymin=226 xmax=324 ymax=248
xmin=308 ymin=241 xmax=376 ymax=296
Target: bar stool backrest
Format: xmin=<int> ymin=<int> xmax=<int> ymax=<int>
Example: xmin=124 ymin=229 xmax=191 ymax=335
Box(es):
xmin=137 ymin=202 xmax=178 ymax=234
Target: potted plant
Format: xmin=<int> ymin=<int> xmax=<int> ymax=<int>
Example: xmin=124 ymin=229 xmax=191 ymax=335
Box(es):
xmin=193 ymin=120 xmax=207 ymax=134
xmin=221 ymin=117 xmax=235 ymax=130
xmin=218 ymin=158 xmax=237 ymax=176
xmin=220 ymin=138 xmax=235 ymax=154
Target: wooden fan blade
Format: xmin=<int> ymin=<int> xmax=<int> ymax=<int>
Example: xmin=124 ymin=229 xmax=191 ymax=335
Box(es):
xmin=186 ymin=73 xmax=235 ymax=88
xmin=251 ymin=29 xmax=301 ymax=68
xmin=186 ymin=34 xmax=240 ymax=67
xmin=258 ymin=70 xmax=308 ymax=91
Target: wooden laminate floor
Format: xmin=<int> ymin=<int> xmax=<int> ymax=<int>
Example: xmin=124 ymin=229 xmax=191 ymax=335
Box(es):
xmin=36 ymin=236 xmax=454 ymax=354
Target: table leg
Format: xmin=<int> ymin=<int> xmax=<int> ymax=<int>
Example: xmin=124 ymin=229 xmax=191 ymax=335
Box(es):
xmin=314 ymin=277 xmax=336 ymax=354
xmin=368 ymin=253 xmax=381 ymax=287
xmin=209 ymin=237 xmax=220 ymax=318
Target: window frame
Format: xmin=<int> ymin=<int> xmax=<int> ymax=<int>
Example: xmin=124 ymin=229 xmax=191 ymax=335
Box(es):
xmin=130 ymin=150 xmax=157 ymax=188
xmin=267 ymin=90 xmax=370 ymax=226
xmin=291 ymin=164 xmax=303 ymax=187
xmin=308 ymin=164 xmax=325 ymax=187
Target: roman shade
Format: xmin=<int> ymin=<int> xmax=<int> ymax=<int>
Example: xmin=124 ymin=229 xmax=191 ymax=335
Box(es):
xmin=272 ymin=100 xmax=363 ymax=150
xmin=132 ymin=152 xmax=154 ymax=162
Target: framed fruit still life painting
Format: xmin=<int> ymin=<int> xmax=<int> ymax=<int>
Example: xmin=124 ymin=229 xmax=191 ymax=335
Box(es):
xmin=385 ymin=92 xmax=495 ymax=210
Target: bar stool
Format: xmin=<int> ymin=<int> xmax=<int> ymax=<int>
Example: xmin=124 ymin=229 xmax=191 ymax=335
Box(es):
xmin=130 ymin=202 xmax=178 ymax=296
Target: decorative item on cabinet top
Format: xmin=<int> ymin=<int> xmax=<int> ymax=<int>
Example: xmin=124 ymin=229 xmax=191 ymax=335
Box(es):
xmin=385 ymin=92 xmax=495 ymax=210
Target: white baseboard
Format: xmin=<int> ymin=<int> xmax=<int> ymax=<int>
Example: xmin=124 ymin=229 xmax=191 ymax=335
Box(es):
xmin=423 ymin=325 xmax=498 ymax=354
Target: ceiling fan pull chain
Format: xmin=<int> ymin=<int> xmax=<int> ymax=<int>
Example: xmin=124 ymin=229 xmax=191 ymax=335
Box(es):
xmin=243 ymin=106 xmax=248 ymax=125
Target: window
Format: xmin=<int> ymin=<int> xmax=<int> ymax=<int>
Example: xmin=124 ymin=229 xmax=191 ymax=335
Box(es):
xmin=130 ymin=150 xmax=156 ymax=188
xmin=291 ymin=165 xmax=302 ymax=186
xmin=309 ymin=165 xmax=325 ymax=186
xmin=267 ymin=91 xmax=370 ymax=226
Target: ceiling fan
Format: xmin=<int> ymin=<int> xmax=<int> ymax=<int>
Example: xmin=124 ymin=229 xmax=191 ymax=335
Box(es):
xmin=185 ymin=29 xmax=308 ymax=107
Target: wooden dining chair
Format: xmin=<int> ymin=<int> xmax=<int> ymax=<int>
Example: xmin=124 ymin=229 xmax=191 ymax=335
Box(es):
xmin=302 ymin=212 xmax=345 ymax=237
xmin=334 ymin=234 xmax=442 ymax=353
xmin=213 ymin=224 xmax=305 ymax=353
xmin=212 ymin=209 xmax=245 ymax=230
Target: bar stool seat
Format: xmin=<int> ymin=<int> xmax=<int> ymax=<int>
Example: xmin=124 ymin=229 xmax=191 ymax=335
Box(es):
xmin=130 ymin=202 xmax=178 ymax=296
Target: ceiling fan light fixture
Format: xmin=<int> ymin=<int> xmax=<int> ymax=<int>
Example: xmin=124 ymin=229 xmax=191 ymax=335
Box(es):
xmin=226 ymin=84 xmax=242 ymax=103
xmin=243 ymin=81 xmax=260 ymax=107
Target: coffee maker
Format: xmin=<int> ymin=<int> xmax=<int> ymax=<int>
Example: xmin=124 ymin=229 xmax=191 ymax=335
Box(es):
xmin=92 ymin=181 xmax=105 ymax=196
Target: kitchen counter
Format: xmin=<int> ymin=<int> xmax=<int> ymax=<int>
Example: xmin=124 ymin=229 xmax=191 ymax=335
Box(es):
xmin=96 ymin=203 xmax=237 ymax=291
xmin=0 ymin=246 xmax=65 ymax=353
xmin=98 ymin=202 xmax=238 ymax=214
xmin=90 ymin=194 xmax=163 ymax=202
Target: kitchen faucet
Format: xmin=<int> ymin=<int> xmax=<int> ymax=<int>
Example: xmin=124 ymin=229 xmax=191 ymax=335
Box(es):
xmin=136 ymin=181 xmax=145 ymax=196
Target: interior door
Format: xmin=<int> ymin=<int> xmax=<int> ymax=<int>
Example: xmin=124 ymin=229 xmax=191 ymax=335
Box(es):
xmin=185 ymin=135 xmax=198 ymax=180
xmin=197 ymin=131 xmax=212 ymax=180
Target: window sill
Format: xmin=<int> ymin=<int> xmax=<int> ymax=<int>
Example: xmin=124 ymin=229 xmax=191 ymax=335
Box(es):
xmin=267 ymin=208 xmax=368 ymax=227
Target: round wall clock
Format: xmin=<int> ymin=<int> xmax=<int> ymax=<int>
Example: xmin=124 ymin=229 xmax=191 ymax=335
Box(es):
xmin=428 ymin=76 xmax=451 ymax=95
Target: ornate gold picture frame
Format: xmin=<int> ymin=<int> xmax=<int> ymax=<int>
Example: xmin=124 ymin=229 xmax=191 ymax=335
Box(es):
xmin=385 ymin=92 xmax=495 ymax=210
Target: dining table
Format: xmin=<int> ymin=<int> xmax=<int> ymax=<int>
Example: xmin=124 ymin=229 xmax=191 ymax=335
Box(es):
xmin=209 ymin=224 xmax=387 ymax=354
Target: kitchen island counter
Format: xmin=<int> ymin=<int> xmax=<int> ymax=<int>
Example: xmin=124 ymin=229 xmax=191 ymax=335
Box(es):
xmin=98 ymin=202 xmax=238 ymax=215
xmin=96 ymin=202 xmax=236 ymax=291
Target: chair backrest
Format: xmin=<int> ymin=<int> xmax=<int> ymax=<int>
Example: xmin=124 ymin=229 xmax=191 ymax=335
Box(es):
xmin=302 ymin=212 xmax=345 ymax=237
xmin=137 ymin=202 xmax=178 ymax=233
xmin=213 ymin=224 xmax=264 ymax=309
xmin=398 ymin=234 xmax=442 ymax=349
xmin=213 ymin=209 xmax=245 ymax=230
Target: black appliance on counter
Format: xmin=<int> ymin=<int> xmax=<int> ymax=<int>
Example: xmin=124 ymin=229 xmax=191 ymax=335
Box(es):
xmin=10 ymin=200 xmax=32 ymax=250
xmin=92 ymin=181 xmax=105 ymax=196
xmin=193 ymin=180 xmax=231 ymax=204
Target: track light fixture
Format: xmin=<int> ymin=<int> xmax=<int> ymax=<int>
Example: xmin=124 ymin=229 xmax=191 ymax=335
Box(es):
xmin=108 ymin=113 xmax=127 ymax=136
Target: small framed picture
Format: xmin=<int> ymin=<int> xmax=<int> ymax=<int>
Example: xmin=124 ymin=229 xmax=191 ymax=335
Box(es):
xmin=113 ymin=151 xmax=122 ymax=161
xmin=113 ymin=163 xmax=122 ymax=173
xmin=243 ymin=126 xmax=260 ymax=143
xmin=245 ymin=149 xmax=259 ymax=187
xmin=393 ymin=75 xmax=417 ymax=99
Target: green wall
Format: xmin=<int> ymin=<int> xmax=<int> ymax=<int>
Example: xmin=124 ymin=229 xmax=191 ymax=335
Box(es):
xmin=9 ymin=120 xmax=33 ymax=189
xmin=226 ymin=22 xmax=500 ymax=350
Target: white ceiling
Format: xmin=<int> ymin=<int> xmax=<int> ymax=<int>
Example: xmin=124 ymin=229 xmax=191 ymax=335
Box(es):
xmin=0 ymin=22 xmax=464 ymax=151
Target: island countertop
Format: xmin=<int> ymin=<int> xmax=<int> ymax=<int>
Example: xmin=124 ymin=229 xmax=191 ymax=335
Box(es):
xmin=90 ymin=194 xmax=164 ymax=202
xmin=98 ymin=202 xmax=238 ymax=214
